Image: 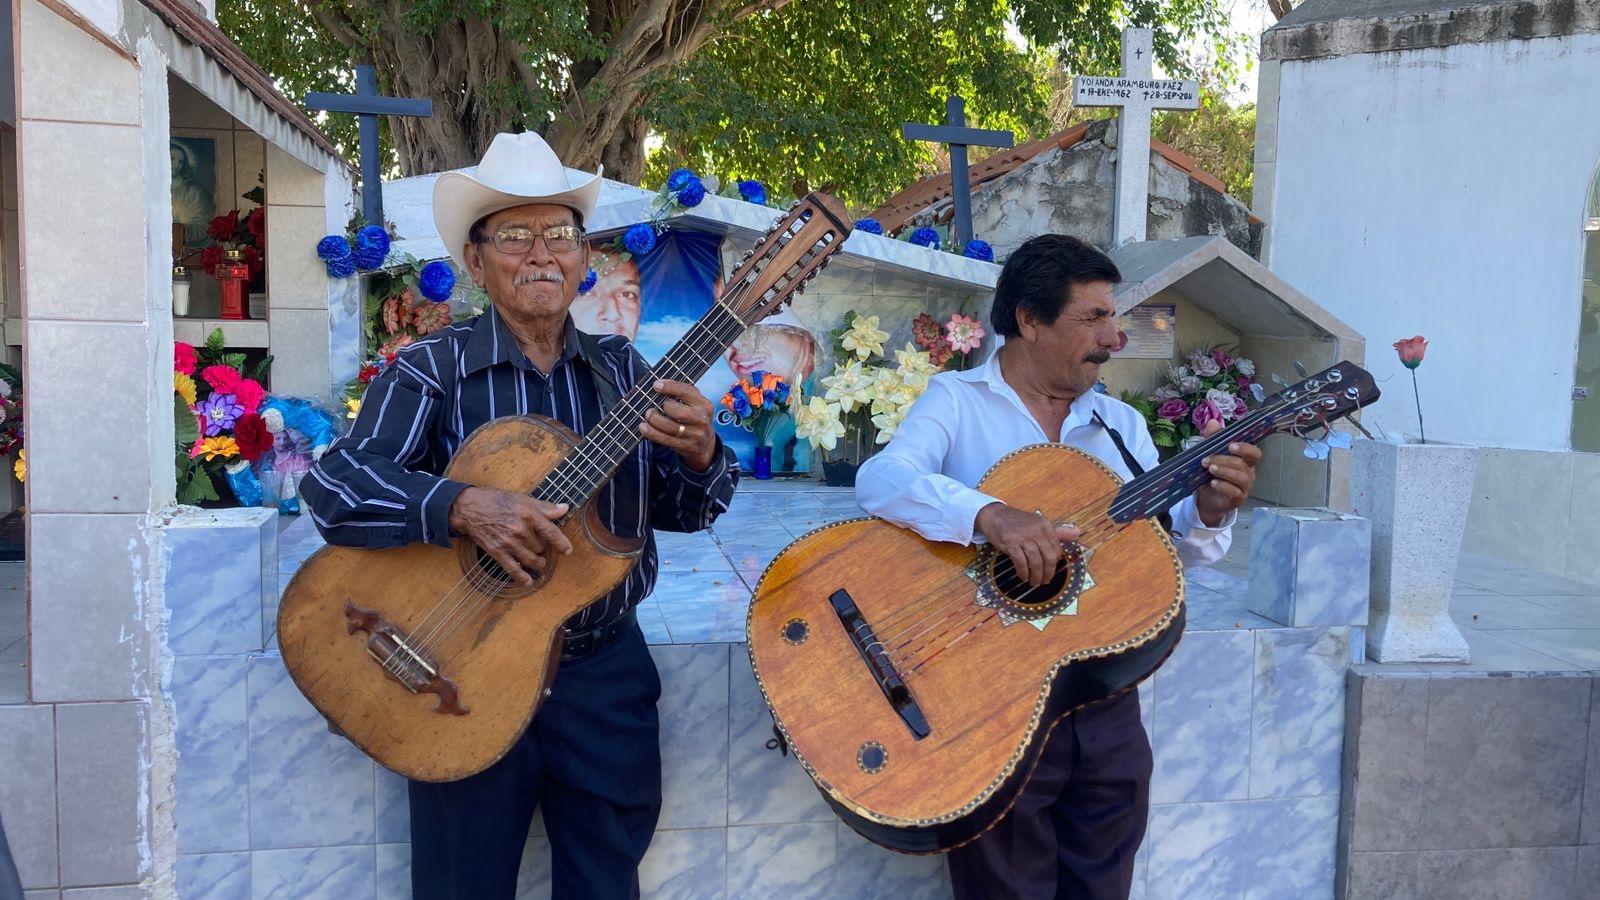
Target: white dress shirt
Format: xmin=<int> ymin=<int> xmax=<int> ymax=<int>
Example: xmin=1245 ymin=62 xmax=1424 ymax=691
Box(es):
xmin=856 ymin=350 xmax=1234 ymax=568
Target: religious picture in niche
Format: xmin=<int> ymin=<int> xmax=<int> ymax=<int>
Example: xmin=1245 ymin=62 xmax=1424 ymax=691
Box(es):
xmin=570 ymin=229 xmax=815 ymax=474
xmin=1111 ymin=304 xmax=1176 ymax=360
xmin=169 ymin=137 xmax=217 ymax=247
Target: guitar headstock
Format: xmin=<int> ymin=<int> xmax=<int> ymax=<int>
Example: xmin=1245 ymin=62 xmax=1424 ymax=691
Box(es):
xmin=1256 ymin=361 xmax=1380 ymax=456
xmin=721 ymin=193 xmax=852 ymax=327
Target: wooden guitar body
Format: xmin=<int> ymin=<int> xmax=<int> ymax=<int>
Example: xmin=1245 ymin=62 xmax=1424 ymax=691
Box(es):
xmin=747 ymin=443 xmax=1185 ymax=852
xmin=277 ymin=416 xmax=641 ymax=782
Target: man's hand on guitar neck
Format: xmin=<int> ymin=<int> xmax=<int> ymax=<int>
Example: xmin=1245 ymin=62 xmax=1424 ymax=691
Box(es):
xmin=975 ymin=503 xmax=1083 ymax=588
xmin=1194 ymin=439 xmax=1262 ymax=527
xmin=448 ymin=487 xmax=574 ymax=586
xmin=638 ymin=379 xmax=720 ymax=472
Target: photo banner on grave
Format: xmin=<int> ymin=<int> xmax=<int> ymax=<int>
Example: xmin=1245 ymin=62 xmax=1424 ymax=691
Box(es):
xmin=570 ymin=228 xmax=817 ymax=474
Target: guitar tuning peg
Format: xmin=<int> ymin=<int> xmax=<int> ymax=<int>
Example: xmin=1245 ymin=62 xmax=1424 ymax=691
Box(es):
xmin=1271 ymin=373 xmax=1293 ymax=388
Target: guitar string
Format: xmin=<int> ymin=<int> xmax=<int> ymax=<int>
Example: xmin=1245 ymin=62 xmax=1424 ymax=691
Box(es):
xmin=407 ymin=231 xmax=838 ymax=663
xmin=869 ymin=398 xmax=1299 ymax=661
xmin=882 ymin=404 xmax=1315 ymax=673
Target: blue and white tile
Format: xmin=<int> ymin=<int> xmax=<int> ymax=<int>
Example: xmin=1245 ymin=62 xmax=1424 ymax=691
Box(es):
xmin=377 ymin=843 xmax=411 ymax=900
xmin=1249 ymin=628 xmax=1350 ymax=799
xmin=726 ymin=823 xmax=836 ymax=899
xmin=1350 ymin=627 xmax=1366 ymax=665
xmin=375 ymin=768 xmax=411 ymax=844
xmin=1246 ymin=508 xmax=1298 ymax=626
xmin=654 ymin=574 xmax=752 ymax=643
xmin=1150 ymin=630 xmax=1253 ymax=804
xmin=514 ymin=833 xmax=553 ymax=899
xmin=1290 ymin=517 xmax=1370 ymax=627
xmin=166 ymin=521 xmax=272 ymax=656
xmin=171 ymin=655 xmax=251 ymax=852
xmin=833 ymin=823 xmax=952 ymax=899
xmin=177 ymin=851 xmax=250 ymax=900
xmin=251 ymin=846 xmax=374 ymax=900
xmin=727 ymin=646 xmax=833 ymax=826
xmin=1455 ymin=551 xmax=1600 ymax=596
xmin=651 ymin=644 xmax=731 ymax=828
xmin=1493 ymin=628 xmax=1600 ymax=668
xmin=1241 ymin=795 xmax=1338 ymax=900
xmin=655 ymin=531 xmax=735 ymax=573
xmin=1185 ymin=587 xmax=1274 ymax=632
xmin=640 ymin=828 xmax=727 ymax=900
xmin=637 ymin=599 xmax=673 ymax=644
xmin=1185 ymin=566 xmax=1248 ymax=600
xmin=247 ymin=654 xmax=375 ymax=849
xmin=1145 ymin=801 xmax=1249 ymax=900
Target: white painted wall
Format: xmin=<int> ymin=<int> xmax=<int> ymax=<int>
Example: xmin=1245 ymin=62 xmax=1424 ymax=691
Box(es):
xmin=1260 ymin=34 xmax=1600 ymax=451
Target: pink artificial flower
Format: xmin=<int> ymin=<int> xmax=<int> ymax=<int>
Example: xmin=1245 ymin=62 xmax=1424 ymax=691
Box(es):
xmin=944 ymin=313 xmax=986 ymax=354
xmin=174 ymin=342 xmax=197 ymax=375
xmin=1191 ymin=399 xmax=1224 ymax=432
xmin=200 ymin=365 xmax=241 ymax=395
xmin=233 ymin=379 xmax=265 ymax=414
xmin=1233 ymin=396 xmax=1248 ymax=419
xmin=1157 ymin=399 xmax=1189 ymax=421
xmin=1211 ymin=348 xmax=1234 ymax=369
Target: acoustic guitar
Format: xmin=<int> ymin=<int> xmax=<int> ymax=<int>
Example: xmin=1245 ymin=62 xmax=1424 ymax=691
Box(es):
xmin=278 ymin=194 xmax=853 ymax=782
xmin=746 ymin=362 xmax=1379 ymax=852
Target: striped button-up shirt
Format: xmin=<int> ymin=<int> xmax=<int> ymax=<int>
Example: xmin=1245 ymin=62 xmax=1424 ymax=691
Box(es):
xmin=302 ymin=305 xmax=739 ymax=630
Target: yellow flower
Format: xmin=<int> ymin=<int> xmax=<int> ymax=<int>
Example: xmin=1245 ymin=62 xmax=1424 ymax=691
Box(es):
xmin=841 ymin=314 xmax=889 ymax=361
xmin=794 ymin=396 xmax=846 ymax=452
xmin=872 ymin=406 xmax=909 ymax=444
xmin=174 ymin=372 xmax=197 ymax=406
xmin=12 ymin=449 xmax=23 ymax=483
xmin=345 ymin=398 xmax=361 ymax=419
xmin=820 ymin=361 xmax=875 ymax=414
xmin=197 ymin=437 xmax=239 ymax=461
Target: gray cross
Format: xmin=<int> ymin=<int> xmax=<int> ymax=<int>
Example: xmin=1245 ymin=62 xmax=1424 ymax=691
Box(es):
xmin=305 ymin=65 xmax=433 ymax=228
xmin=902 ymin=97 xmax=1014 ymax=248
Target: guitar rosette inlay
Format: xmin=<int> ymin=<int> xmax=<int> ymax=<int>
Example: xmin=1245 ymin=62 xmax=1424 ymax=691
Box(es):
xmin=965 ymin=542 xmax=1094 ymax=631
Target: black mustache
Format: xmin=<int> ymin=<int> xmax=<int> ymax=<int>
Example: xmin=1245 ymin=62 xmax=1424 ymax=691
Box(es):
xmin=1085 ymin=352 xmax=1112 ymax=364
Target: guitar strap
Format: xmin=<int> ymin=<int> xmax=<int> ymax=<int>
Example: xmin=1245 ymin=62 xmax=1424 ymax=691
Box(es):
xmin=572 ymin=328 xmax=628 ymax=414
xmin=1091 ymin=411 xmax=1174 ymax=535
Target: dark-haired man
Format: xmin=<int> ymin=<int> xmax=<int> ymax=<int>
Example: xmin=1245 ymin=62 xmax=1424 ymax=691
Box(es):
xmin=856 ymin=234 xmax=1260 ymax=899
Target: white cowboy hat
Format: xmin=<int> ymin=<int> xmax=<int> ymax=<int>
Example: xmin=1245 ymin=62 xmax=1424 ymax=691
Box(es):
xmin=433 ymin=132 xmax=603 ymax=271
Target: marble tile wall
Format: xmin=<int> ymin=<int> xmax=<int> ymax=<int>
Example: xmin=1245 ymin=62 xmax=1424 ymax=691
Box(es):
xmin=1338 ymin=669 xmax=1599 ymax=900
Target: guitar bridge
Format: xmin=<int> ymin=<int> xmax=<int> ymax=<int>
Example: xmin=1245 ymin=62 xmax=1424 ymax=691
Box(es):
xmin=344 ymin=601 xmax=469 ymax=716
xmin=829 ymin=589 xmax=930 ymax=740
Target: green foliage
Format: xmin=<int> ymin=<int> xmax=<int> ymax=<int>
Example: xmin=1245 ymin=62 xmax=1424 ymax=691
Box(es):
xmin=1153 ymin=88 xmax=1256 ymax=205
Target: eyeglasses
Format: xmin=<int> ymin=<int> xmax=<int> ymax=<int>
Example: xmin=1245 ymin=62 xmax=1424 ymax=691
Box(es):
xmin=478 ymin=224 xmax=584 ymax=255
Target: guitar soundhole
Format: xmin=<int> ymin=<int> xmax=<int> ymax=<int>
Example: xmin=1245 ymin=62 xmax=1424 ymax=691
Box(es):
xmin=857 ymin=741 xmax=888 ymax=774
xmin=460 ymin=545 xmax=544 ymax=597
xmin=969 ymin=542 xmax=1090 ymax=625
xmin=993 ymin=557 xmax=1072 ymax=607
xmin=782 ymin=619 xmax=809 ymax=645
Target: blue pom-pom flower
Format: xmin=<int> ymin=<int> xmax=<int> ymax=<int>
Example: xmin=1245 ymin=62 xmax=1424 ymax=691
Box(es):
xmin=352 ymin=248 xmax=385 ymax=271
xmin=355 ymin=224 xmax=391 ymax=255
xmin=909 ymin=227 xmax=941 ymax=249
xmin=666 ymin=168 xmax=695 ymax=192
xmin=854 ymin=218 xmax=884 ymax=235
xmin=316 ymin=234 xmax=351 ymax=261
xmin=676 ymin=177 xmax=706 ymax=208
xmin=577 ymin=268 xmax=597 ymax=294
xmin=622 ymin=223 xmax=657 ymax=256
xmin=737 ymin=180 xmax=768 ymax=205
xmin=962 ymin=239 xmax=995 ymax=262
xmin=326 ymin=255 xmax=356 ymax=278
xmin=418 ymin=260 xmax=456 ymax=302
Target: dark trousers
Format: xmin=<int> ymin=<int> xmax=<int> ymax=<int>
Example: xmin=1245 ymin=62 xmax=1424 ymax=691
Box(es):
xmin=948 ymin=691 xmax=1152 ymax=900
xmin=409 ymin=626 xmax=663 ymax=900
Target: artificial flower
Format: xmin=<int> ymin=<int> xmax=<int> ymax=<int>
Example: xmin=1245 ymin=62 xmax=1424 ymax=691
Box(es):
xmin=201 ymin=364 xmax=242 ymax=394
xmin=1191 ymin=353 xmax=1222 ymax=378
xmin=207 ymin=210 xmax=240 ymax=242
xmin=232 ymin=379 xmax=265 ymax=414
xmin=1153 ymin=384 xmax=1179 ymax=403
xmin=577 ymin=268 xmax=597 ymax=294
xmin=1205 ymin=388 xmax=1238 ymax=420
xmin=1233 ymin=396 xmax=1249 ymax=419
xmin=379 ymin=334 xmax=415 ymax=356
xmin=1394 ymin=335 xmax=1427 ymax=369
xmin=1235 ymin=358 xmax=1255 ymax=376
xmin=12 ymin=449 xmax=23 ymax=483
xmin=962 ymin=240 xmax=994 ymax=262
xmin=821 ymin=361 xmax=875 ymax=413
xmin=358 ymin=364 xmax=381 ymax=385
xmin=1157 ymin=399 xmax=1189 ymax=421
xmin=794 ymin=397 xmax=845 ymax=452
xmin=909 ymin=227 xmax=941 ymax=249
xmin=382 ymin=296 xmax=407 ymax=334
xmin=174 ymin=342 xmax=197 ymax=375
xmin=945 ymin=313 xmax=986 ymax=354
xmin=872 ymin=406 xmax=909 ymax=444
xmin=622 ymin=223 xmax=657 ymax=256
xmin=197 ymin=393 xmax=244 ymax=436
xmin=245 ymin=207 xmax=267 ymax=245
xmin=676 ymin=177 xmax=706 ymax=208
xmin=412 ymin=301 xmax=453 ymax=336
xmin=666 ymin=168 xmax=696 ymax=192
xmin=1191 ymin=399 xmax=1224 ymax=432
xmin=841 ymin=315 xmax=889 ymax=361
xmin=1210 ymin=348 xmax=1234 ymax=369
xmin=196 ymin=436 xmax=240 ymax=461
xmin=1178 ymin=374 xmax=1203 ymax=394
xmin=316 ymin=234 xmax=351 ymax=261
xmin=200 ymin=245 xmax=224 ymax=274
xmin=174 ymin=372 xmax=197 ymax=406
xmin=419 ymin=260 xmax=457 ymax=303
xmin=737 ymin=180 xmax=767 ymax=205
xmin=854 ymin=218 xmax=884 ymax=235
xmin=233 ymin=413 xmax=273 ymax=462
xmin=345 ymin=398 xmax=361 ymax=419
xmin=326 ymin=255 xmax=356 ymax=278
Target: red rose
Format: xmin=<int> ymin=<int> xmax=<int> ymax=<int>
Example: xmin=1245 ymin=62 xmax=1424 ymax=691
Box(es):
xmin=174 ymin=342 xmax=197 ymax=375
xmin=1393 ymin=336 xmax=1427 ymax=369
xmin=233 ymin=413 xmax=273 ymax=462
xmin=200 ymin=245 xmax=224 ymax=275
xmin=207 ymin=210 xmax=240 ymax=242
xmin=241 ymin=244 xmax=263 ymax=279
xmin=358 ymin=364 xmax=380 ymax=384
xmin=245 ymin=207 xmax=267 ymax=245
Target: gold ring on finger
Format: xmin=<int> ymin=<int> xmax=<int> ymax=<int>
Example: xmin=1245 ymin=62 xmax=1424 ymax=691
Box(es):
xmin=677 ymin=423 xmax=686 ymax=437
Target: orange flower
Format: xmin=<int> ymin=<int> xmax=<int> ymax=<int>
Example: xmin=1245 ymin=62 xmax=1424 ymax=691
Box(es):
xmin=1393 ymin=336 xmax=1427 ymax=369
xmin=745 ymin=385 xmax=764 ymax=408
xmin=719 ymin=394 xmax=735 ymax=411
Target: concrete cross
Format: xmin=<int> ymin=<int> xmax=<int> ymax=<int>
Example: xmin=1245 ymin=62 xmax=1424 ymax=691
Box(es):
xmin=305 ymin=65 xmax=433 ymax=228
xmin=1072 ymin=29 xmax=1200 ymax=246
xmin=902 ymin=97 xmax=1015 ymax=248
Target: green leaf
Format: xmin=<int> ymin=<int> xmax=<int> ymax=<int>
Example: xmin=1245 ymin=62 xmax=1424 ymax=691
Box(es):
xmin=175 ymin=455 xmax=219 ymax=503
xmin=205 ymin=328 xmax=226 ymax=353
xmin=220 ymin=353 xmax=247 ymax=371
xmin=175 ymin=394 xmax=199 ymax=445
xmin=250 ymin=355 xmax=275 ymax=382
xmin=1152 ymin=431 xmax=1178 ymax=448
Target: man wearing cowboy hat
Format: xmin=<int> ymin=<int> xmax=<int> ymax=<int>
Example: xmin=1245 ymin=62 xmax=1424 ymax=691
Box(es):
xmin=303 ymin=132 xmax=738 ymax=899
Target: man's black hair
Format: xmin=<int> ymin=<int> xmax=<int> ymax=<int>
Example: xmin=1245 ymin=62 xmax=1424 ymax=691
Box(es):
xmin=990 ymin=234 xmax=1121 ymax=338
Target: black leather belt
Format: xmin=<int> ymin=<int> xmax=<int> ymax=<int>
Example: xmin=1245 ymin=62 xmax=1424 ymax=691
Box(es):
xmin=560 ymin=610 xmax=638 ymax=662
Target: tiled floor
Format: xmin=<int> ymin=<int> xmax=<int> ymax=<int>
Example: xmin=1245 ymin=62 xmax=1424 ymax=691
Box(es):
xmin=0 ymin=561 xmax=28 ymax=703
xmin=1441 ymin=551 xmax=1600 ymax=671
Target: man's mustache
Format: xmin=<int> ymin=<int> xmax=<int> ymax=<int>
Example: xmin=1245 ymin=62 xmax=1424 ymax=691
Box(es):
xmin=1085 ymin=351 xmax=1111 ymax=364
xmin=514 ymin=271 xmax=564 ymax=286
